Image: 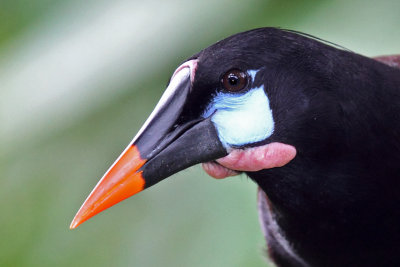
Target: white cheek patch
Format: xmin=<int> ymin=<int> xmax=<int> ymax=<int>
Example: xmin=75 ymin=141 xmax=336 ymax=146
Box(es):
xmin=203 ymin=85 xmax=274 ymax=148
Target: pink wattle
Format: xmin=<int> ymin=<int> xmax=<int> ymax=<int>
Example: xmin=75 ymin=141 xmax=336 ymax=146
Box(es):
xmin=201 ymin=161 xmax=240 ymax=179
xmin=202 ymin=142 xmax=297 ymax=179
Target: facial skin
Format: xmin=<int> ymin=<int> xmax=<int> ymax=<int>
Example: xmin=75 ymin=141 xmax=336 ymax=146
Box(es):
xmin=202 ymin=142 xmax=297 ymax=179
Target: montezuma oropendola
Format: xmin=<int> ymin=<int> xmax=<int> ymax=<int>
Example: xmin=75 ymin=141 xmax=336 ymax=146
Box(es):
xmin=71 ymin=28 xmax=400 ymax=267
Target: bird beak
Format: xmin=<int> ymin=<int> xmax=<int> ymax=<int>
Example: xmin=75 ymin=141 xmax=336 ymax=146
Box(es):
xmin=70 ymin=60 xmax=227 ymax=229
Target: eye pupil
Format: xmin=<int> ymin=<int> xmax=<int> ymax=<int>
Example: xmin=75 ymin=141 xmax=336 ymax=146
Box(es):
xmin=228 ymin=75 xmax=238 ymax=86
xmin=222 ymin=69 xmax=247 ymax=92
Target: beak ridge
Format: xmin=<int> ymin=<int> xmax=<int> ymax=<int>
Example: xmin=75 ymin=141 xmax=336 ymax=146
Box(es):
xmin=70 ymin=59 xmax=227 ymax=229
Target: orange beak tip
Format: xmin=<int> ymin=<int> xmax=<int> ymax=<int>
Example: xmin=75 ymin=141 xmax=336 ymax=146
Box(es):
xmin=70 ymin=145 xmax=146 ymax=230
xmin=69 ymin=209 xmax=86 ymax=229
xmin=69 ymin=220 xmax=79 ymax=230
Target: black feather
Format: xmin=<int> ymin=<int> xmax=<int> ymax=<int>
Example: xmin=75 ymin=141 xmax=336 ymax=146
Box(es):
xmin=188 ymin=27 xmax=400 ymax=266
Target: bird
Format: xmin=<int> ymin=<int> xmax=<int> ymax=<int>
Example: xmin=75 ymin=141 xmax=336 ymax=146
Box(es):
xmin=70 ymin=28 xmax=400 ymax=267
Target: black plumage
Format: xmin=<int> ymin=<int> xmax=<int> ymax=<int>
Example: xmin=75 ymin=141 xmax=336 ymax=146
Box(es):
xmin=189 ymin=28 xmax=400 ymax=266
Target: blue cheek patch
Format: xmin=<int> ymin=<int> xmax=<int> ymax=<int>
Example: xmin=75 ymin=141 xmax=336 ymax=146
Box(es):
xmin=203 ymin=85 xmax=274 ymax=148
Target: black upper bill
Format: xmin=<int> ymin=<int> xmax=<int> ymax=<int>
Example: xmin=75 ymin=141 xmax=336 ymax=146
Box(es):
xmin=133 ymin=60 xmax=227 ymax=188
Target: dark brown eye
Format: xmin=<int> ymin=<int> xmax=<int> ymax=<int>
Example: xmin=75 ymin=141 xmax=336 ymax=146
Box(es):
xmin=221 ymin=69 xmax=247 ymax=92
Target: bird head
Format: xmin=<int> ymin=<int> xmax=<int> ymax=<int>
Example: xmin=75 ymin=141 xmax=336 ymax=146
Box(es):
xmin=70 ymin=28 xmax=346 ymax=228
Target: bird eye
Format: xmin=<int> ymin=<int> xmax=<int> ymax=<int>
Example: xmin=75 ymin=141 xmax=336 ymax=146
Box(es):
xmin=221 ymin=69 xmax=247 ymax=92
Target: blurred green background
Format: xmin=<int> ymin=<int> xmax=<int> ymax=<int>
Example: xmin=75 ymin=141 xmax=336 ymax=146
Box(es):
xmin=0 ymin=0 xmax=399 ymax=266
